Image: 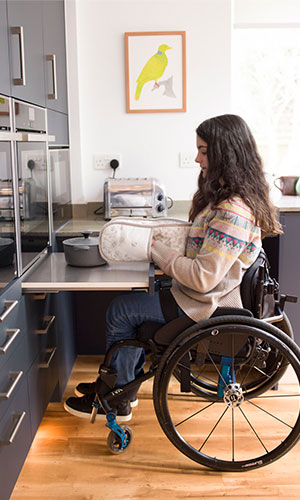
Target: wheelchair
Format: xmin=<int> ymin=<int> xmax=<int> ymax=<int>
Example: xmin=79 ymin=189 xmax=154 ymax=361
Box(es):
xmin=89 ymin=249 xmax=300 ymax=472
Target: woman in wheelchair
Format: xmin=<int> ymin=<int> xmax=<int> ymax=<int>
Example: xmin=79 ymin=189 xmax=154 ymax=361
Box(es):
xmin=64 ymin=115 xmax=300 ymax=470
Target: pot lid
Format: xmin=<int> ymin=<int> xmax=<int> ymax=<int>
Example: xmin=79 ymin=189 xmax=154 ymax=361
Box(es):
xmin=0 ymin=236 xmax=14 ymax=247
xmin=63 ymin=232 xmax=99 ymax=247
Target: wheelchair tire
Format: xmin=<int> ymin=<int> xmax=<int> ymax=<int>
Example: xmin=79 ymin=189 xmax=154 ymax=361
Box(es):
xmin=153 ymin=321 xmax=300 ymax=471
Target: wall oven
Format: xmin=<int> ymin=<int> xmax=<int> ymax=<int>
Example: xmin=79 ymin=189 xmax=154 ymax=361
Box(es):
xmin=0 ymin=94 xmax=53 ymax=286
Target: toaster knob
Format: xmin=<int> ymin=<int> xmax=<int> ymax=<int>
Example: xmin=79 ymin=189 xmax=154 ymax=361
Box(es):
xmin=157 ymin=203 xmax=165 ymax=212
xmin=157 ymin=192 xmax=163 ymax=201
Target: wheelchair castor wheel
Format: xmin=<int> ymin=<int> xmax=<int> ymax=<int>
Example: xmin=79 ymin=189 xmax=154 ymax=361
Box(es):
xmin=107 ymin=425 xmax=132 ymax=454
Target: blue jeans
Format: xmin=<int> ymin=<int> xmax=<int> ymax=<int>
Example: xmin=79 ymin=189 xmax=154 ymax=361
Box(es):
xmin=105 ymin=289 xmax=183 ymax=388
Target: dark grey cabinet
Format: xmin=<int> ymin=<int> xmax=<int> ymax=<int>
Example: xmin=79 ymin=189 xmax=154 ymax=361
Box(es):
xmin=0 ymin=0 xmax=10 ymax=96
xmin=0 ymin=279 xmax=76 ymax=499
xmin=3 ymin=0 xmax=69 ymax=110
xmin=51 ymin=292 xmax=76 ymax=401
xmin=43 ymin=0 xmax=68 ymax=114
xmin=7 ymin=0 xmax=46 ymax=107
xmin=0 ymin=279 xmax=31 ymax=500
xmin=278 ymin=212 xmax=300 ymax=345
xmin=0 ymin=375 xmax=32 ymax=500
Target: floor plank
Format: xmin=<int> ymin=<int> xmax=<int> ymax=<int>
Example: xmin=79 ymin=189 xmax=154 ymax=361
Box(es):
xmin=11 ymin=356 xmax=300 ymax=500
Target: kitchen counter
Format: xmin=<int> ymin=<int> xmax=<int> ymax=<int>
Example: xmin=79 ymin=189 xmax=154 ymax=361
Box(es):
xmin=22 ymin=253 xmax=152 ymax=293
xmin=273 ymin=195 xmax=300 ymax=211
xmin=56 ymin=200 xmax=190 ymax=237
xmin=56 ymin=196 xmax=300 ymax=238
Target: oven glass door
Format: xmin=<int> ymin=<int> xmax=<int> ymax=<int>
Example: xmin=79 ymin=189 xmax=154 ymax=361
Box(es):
xmin=0 ymin=142 xmax=17 ymax=289
xmin=16 ymin=141 xmax=49 ymax=272
xmin=50 ymin=148 xmax=72 ymax=231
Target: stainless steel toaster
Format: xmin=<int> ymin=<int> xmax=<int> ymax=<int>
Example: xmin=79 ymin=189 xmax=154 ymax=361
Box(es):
xmin=103 ymin=177 xmax=168 ymax=219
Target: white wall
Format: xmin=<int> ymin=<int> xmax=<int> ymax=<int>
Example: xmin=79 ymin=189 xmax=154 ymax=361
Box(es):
xmin=234 ymin=0 xmax=300 ymax=24
xmin=65 ymin=0 xmax=300 ymax=205
xmin=65 ymin=0 xmax=233 ymax=204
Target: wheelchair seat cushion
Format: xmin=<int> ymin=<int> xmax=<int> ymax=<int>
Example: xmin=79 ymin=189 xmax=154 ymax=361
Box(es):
xmin=98 ymin=216 xmax=191 ymax=263
xmin=136 ymin=307 xmax=253 ymax=346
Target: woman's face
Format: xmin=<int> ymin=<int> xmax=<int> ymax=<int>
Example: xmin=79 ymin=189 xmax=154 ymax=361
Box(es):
xmin=195 ymin=135 xmax=209 ymax=178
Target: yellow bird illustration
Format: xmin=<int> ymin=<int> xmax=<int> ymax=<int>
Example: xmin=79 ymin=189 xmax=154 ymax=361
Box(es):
xmin=135 ymin=44 xmax=172 ymax=101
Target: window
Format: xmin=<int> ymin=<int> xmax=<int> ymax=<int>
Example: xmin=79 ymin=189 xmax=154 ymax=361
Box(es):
xmin=232 ymin=27 xmax=300 ymax=183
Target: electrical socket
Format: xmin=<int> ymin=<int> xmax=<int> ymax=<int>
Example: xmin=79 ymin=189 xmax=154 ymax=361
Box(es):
xmin=93 ymin=154 xmax=121 ymax=170
xmin=179 ymin=152 xmax=197 ymax=168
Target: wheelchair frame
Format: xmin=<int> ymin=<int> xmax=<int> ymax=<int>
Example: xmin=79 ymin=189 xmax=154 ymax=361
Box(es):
xmin=87 ymin=251 xmax=300 ymax=472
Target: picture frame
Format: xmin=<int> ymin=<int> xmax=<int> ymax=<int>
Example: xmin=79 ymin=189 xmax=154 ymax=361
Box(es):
xmin=125 ymin=31 xmax=186 ymax=113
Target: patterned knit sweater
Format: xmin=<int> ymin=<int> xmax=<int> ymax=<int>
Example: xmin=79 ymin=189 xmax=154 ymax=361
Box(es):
xmin=151 ymin=196 xmax=262 ymax=322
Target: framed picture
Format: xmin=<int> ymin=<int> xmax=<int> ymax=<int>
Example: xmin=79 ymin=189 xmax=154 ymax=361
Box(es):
xmin=125 ymin=31 xmax=186 ymax=113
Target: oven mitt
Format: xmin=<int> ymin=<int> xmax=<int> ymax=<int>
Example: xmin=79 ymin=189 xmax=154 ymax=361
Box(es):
xmin=99 ymin=217 xmax=191 ymax=263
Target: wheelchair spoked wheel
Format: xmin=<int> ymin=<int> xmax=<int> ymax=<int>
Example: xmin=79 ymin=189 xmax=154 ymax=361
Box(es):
xmin=153 ymin=322 xmax=300 ymax=471
xmin=173 ymin=314 xmax=293 ymax=400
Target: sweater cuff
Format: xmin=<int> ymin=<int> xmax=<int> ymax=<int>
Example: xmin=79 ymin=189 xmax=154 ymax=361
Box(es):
xmin=151 ymin=240 xmax=178 ymax=272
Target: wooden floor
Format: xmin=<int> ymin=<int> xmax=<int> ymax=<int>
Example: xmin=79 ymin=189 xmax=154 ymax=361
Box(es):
xmin=11 ymin=355 xmax=300 ymax=500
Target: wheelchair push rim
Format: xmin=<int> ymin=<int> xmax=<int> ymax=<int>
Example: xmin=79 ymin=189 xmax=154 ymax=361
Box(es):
xmin=154 ymin=324 xmax=300 ymax=472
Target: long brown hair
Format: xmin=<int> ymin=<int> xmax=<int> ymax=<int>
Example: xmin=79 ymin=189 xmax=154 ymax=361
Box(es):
xmin=189 ymin=114 xmax=281 ymax=237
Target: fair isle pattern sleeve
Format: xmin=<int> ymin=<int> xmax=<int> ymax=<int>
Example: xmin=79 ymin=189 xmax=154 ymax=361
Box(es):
xmin=186 ymin=199 xmax=261 ymax=266
xmin=151 ymin=197 xmax=261 ymax=294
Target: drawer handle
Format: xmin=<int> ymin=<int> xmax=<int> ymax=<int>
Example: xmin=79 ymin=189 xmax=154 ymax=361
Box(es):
xmin=0 ymin=371 xmax=23 ymax=400
xmin=1 ymin=412 xmax=26 ymax=445
xmin=0 ymin=300 xmax=18 ymax=323
xmin=39 ymin=347 xmax=56 ymax=368
xmin=11 ymin=26 xmax=26 ymax=86
xmin=35 ymin=315 xmax=56 ymax=335
xmin=0 ymin=329 xmax=21 ymax=355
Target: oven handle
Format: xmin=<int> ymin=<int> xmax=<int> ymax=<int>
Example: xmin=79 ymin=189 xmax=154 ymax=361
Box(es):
xmin=0 ymin=132 xmax=24 ymax=141
xmin=20 ymin=133 xmax=56 ymax=142
xmin=0 ymin=132 xmax=55 ymax=142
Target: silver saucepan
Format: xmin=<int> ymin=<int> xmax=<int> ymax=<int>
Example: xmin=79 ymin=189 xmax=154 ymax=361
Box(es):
xmin=63 ymin=232 xmax=106 ymax=267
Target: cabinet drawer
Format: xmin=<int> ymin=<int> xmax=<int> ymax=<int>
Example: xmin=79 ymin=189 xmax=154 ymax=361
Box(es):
xmin=0 ymin=280 xmax=22 ymax=338
xmin=0 ymin=299 xmax=26 ymax=372
xmin=0 ymin=335 xmax=29 ymax=416
xmin=27 ymin=343 xmax=59 ymax=436
xmin=0 ymin=376 xmax=32 ymax=500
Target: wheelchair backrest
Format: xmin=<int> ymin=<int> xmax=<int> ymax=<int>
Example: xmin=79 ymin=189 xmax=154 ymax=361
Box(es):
xmin=240 ymin=248 xmax=278 ymax=319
